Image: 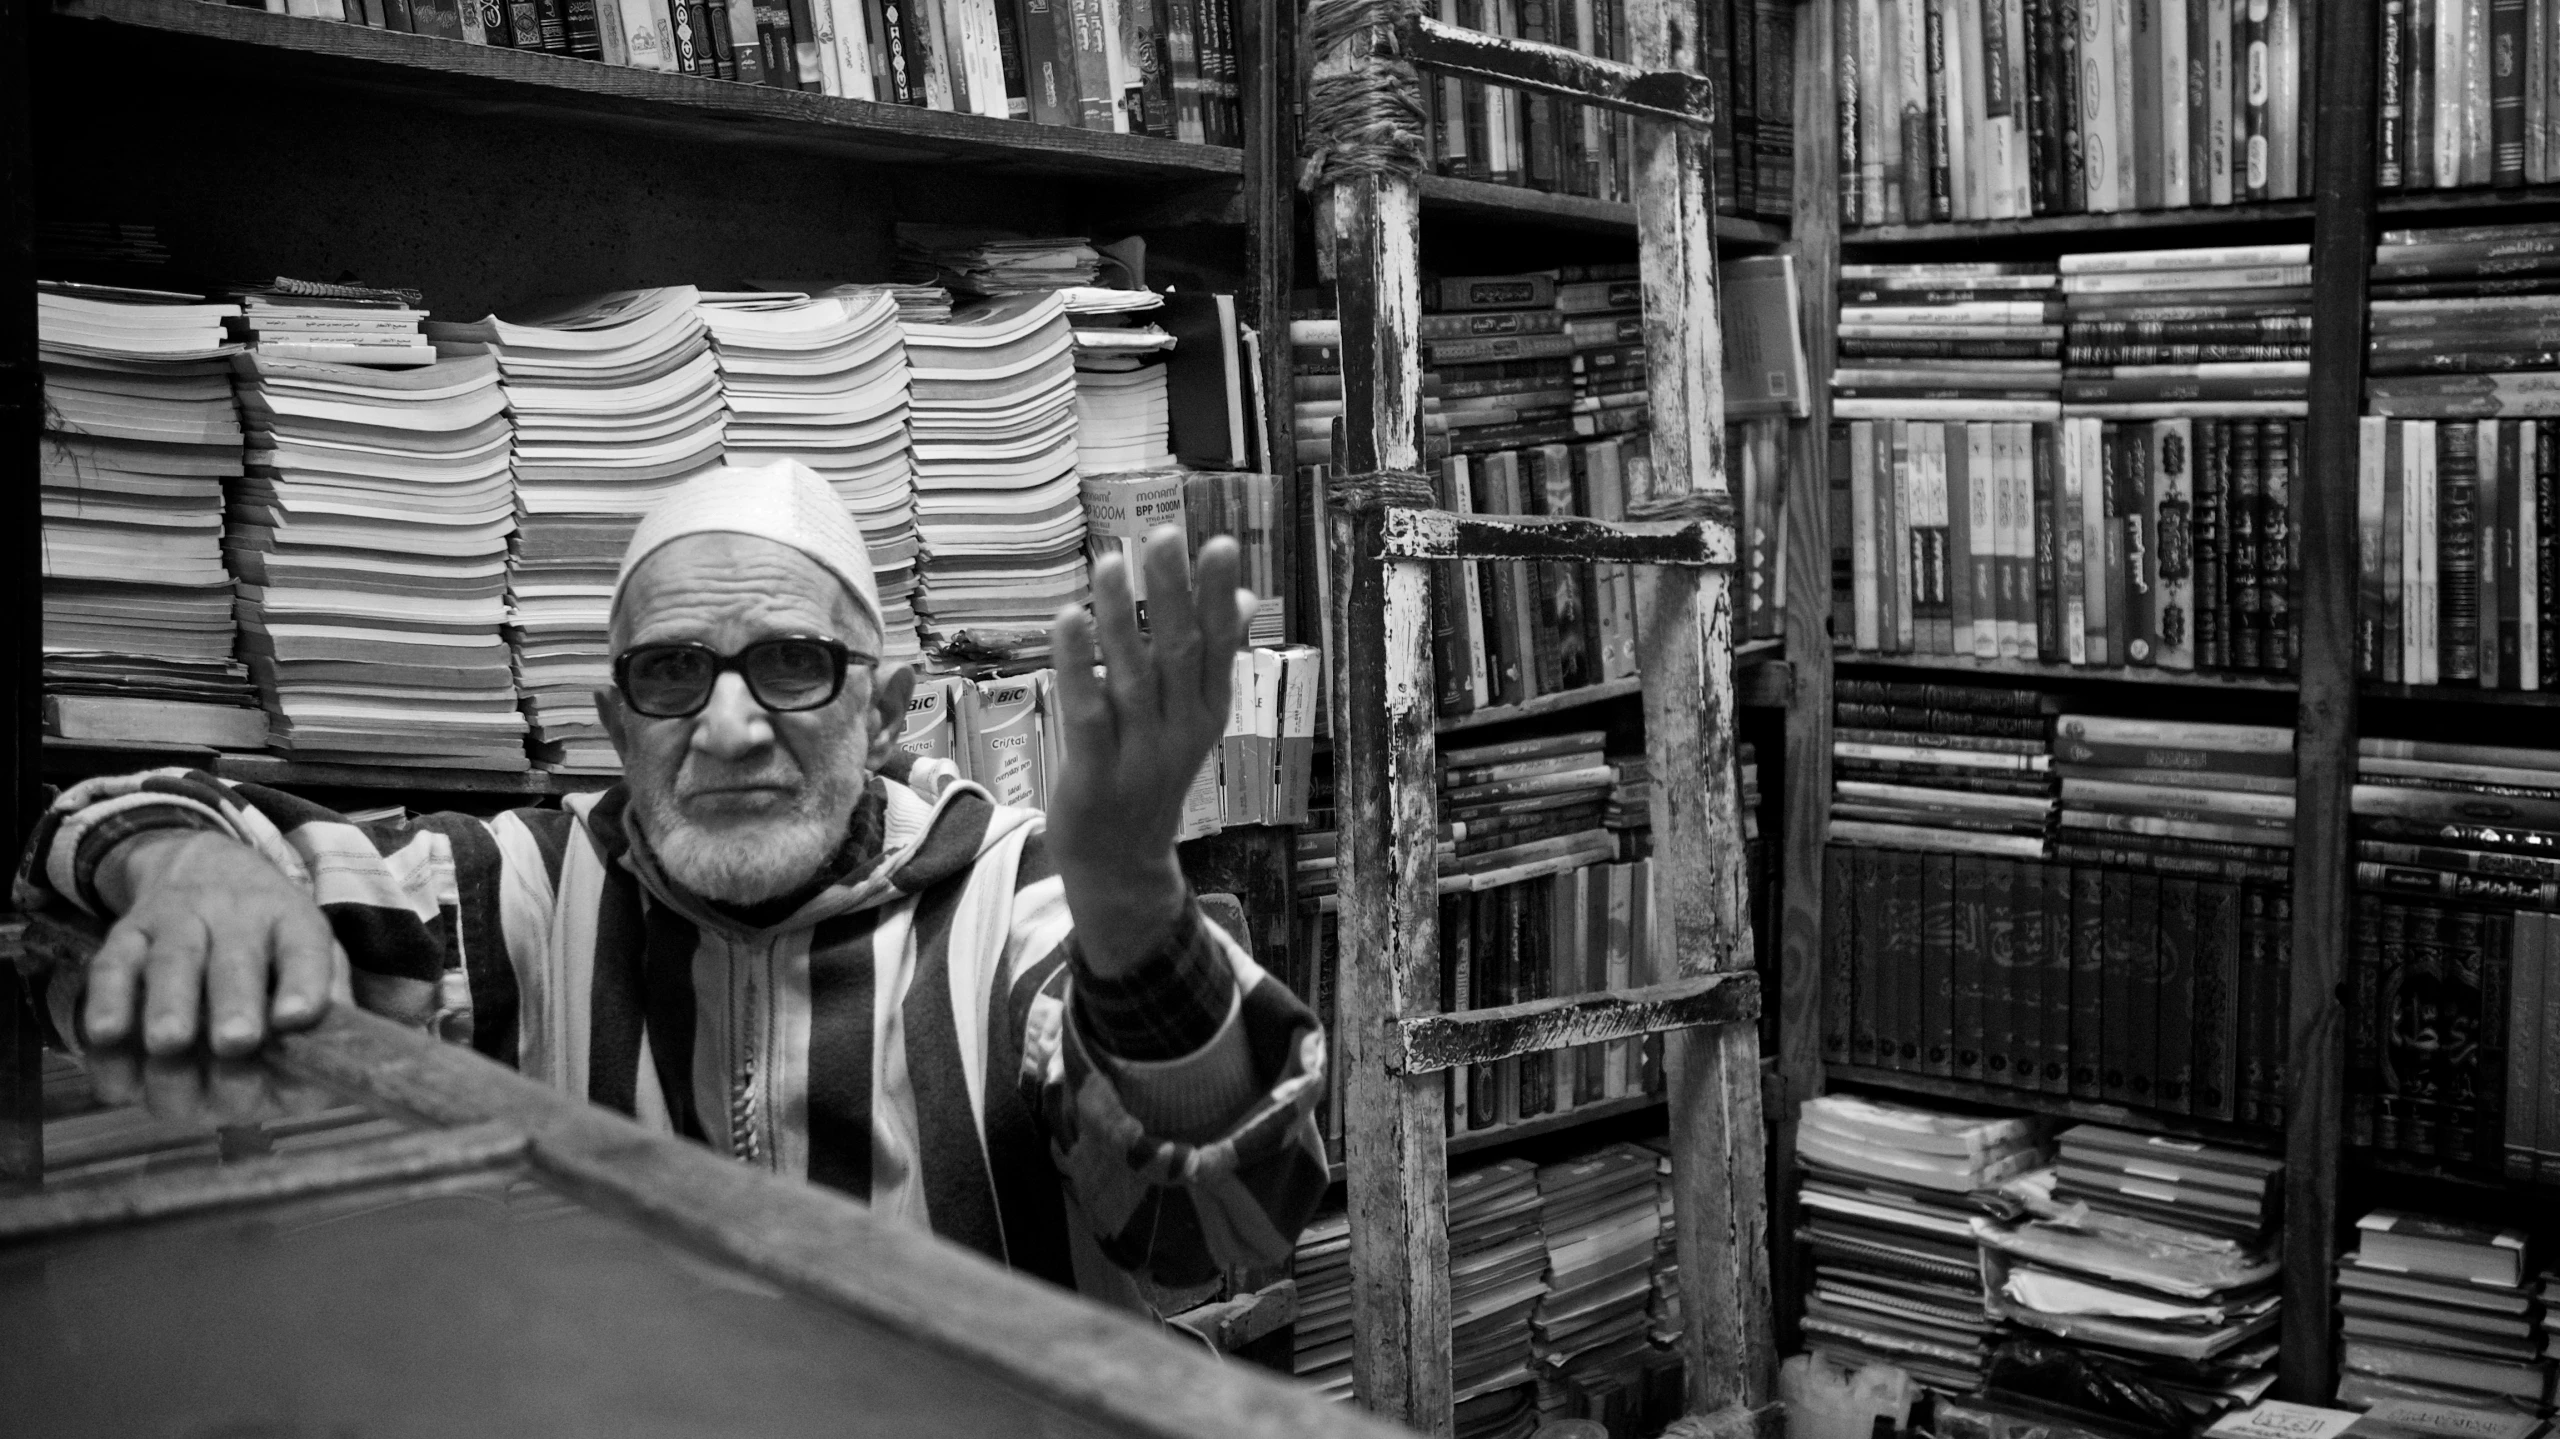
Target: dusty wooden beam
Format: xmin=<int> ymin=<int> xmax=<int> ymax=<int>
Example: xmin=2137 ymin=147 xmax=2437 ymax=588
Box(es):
xmin=1376 ymin=505 xmax=1736 ymax=567
xmin=0 ymin=1119 xmax=529 ymax=1242
xmin=1168 ymin=1279 xmax=1300 ymax=1352
xmin=1391 ymin=972 xmax=1760 ymax=1075
xmin=1395 ymin=14 xmax=1714 ymax=126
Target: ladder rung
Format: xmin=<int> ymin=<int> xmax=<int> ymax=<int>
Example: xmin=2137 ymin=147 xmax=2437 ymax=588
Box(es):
xmin=1379 ymin=506 xmax=1735 ymax=567
xmin=1395 ymin=14 xmax=1716 ymax=126
xmin=1389 ymin=972 xmax=1759 ymax=1076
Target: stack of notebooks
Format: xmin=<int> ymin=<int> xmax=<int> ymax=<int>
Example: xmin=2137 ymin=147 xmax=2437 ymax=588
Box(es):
xmin=223 ymin=279 xmax=433 ymax=367
xmin=2060 ymin=245 xmax=2314 ymax=417
xmin=1978 ymin=1126 xmax=2284 ymax=1419
xmin=432 ymin=288 xmax=725 ymax=771
xmin=896 ymin=227 xmax=1102 ymax=297
xmin=2348 ymin=735 xmax=2560 ymax=1174
xmin=1831 ymin=260 xmax=2064 ymax=425
xmin=1827 ymin=679 xmax=2055 ymax=860
xmin=1533 ymin=1145 xmax=1687 ymax=1436
xmin=229 ymin=346 xmax=526 ymax=769
xmin=699 ymin=288 xmax=921 ymax=670
xmin=1067 ymin=286 xmax=1176 ymax=476
xmin=2337 ymin=1209 xmax=2551 ymax=1413
xmin=1793 ymin=1094 xmax=2045 ymax=1393
xmin=35 ymin=282 xmax=262 ymax=750
xmin=1287 ymin=1209 xmax=1354 ymax=1403
xmin=901 ymin=292 xmax=1086 ymax=669
xmin=1448 ymin=1157 xmax=1553 ymax=1407
xmin=1529 ymin=1143 xmax=1666 ymax=1383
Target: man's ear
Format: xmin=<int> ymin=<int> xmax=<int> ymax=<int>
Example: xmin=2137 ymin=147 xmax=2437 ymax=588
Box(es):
xmin=865 ymin=664 xmax=917 ymax=771
xmin=597 ymin=685 xmax=629 ymax=759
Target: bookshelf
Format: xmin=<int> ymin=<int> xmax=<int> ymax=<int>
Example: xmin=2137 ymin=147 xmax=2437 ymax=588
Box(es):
xmin=1416 ymin=173 xmax=1792 ymax=246
xmin=1768 ymin=0 xmax=2560 ymax=1411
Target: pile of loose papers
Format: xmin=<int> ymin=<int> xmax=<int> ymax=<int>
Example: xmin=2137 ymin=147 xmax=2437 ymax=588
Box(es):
xmin=702 ymin=289 xmax=921 ymax=669
xmin=902 ymin=292 xmax=1086 ymax=668
xmin=1794 ymin=1094 xmax=2047 ymax=1393
xmin=229 ymin=348 xmax=524 ymax=768
xmin=36 ymin=282 xmax=262 ymax=748
xmin=1974 ymin=1126 xmax=2285 ymax=1420
xmin=896 ymin=226 xmax=1102 ymax=296
xmin=431 ymin=289 xmax=723 ymax=770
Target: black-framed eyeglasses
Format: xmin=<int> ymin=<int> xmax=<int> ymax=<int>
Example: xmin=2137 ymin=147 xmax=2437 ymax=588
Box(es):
xmin=611 ymin=635 xmax=875 ymax=718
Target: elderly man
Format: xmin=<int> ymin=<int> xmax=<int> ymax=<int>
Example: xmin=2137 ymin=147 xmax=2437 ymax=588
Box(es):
xmin=18 ymin=460 xmax=1327 ymax=1305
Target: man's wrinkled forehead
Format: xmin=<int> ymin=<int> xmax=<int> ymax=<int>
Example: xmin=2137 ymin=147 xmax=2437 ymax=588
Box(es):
xmin=610 ymin=532 xmax=882 ymax=654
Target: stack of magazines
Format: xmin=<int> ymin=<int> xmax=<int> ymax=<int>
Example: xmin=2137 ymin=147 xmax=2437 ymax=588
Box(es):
xmin=701 ymin=288 xmax=921 ymax=670
xmin=36 ymin=282 xmax=262 ymax=749
xmin=902 ymin=292 xmax=1086 ymax=669
xmin=432 ymin=288 xmax=724 ymax=771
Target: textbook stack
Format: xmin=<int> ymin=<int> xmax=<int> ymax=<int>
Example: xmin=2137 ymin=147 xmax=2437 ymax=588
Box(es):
xmin=1449 ymin=1157 xmax=1553 ymax=1407
xmin=2347 ymin=735 xmax=2560 ymax=1175
xmin=302 ymin=0 xmax=1246 ymax=144
xmin=699 ymin=288 xmax=922 ymax=670
xmin=1834 ymin=0 xmax=2316 ymax=226
xmin=1975 ymin=1123 xmax=2285 ymax=1418
xmin=1289 ymin=1209 xmax=1355 ymax=1402
xmin=229 ymin=344 xmax=529 ymax=769
xmin=1792 ymin=1095 xmax=2045 ymax=1393
xmin=900 ymin=291 xmax=1086 ymax=670
xmin=1529 ymin=1143 xmax=1687 ymax=1435
xmin=1423 ymin=0 xmax=1793 ymax=219
xmin=2335 ymin=1209 xmax=2551 ymax=1413
xmin=2375 ymin=0 xmax=2560 ymax=193
xmin=35 ymin=282 xmax=264 ymax=750
xmin=430 ymin=287 xmax=725 ymax=772
xmin=2060 ymin=244 xmax=2312 ymax=415
xmin=223 ymin=279 xmax=434 ymax=368
xmin=1825 ymin=679 xmax=2055 ymax=859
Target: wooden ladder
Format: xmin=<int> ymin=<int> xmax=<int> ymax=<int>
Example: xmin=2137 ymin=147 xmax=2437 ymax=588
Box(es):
xmin=1305 ymin=6 xmax=1776 ymax=1436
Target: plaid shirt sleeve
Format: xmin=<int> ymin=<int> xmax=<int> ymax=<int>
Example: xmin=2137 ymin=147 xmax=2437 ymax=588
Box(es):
xmin=1066 ymin=897 xmax=1235 ymax=1064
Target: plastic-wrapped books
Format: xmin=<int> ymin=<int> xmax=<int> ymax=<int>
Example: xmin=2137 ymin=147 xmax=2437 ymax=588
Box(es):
xmin=895 ymin=227 xmax=1102 ymax=296
xmin=229 ymin=350 xmax=524 ymax=767
xmin=36 ymin=282 xmax=263 ymax=749
xmin=430 ymin=288 xmax=723 ymax=771
xmin=902 ymin=292 xmax=1085 ymax=668
xmin=225 ymin=278 xmax=432 ymax=368
xmin=701 ymin=290 xmax=920 ymax=670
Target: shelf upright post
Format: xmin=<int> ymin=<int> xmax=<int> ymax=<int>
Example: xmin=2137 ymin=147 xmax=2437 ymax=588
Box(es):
xmin=2283 ymin=0 xmax=2379 ymax=1403
xmin=0 ymin=0 xmax=41 ymax=1190
xmin=1772 ymin=0 xmax=1843 ymax=1357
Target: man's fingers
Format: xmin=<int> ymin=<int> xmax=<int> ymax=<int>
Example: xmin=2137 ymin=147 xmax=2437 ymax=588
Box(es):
xmin=1088 ymin=552 xmax=1154 ymax=712
xmin=269 ymin=905 xmax=339 ymax=1031
xmin=141 ymin=1052 xmax=209 ymax=1126
xmin=139 ymin=916 xmax=210 ymax=1056
xmin=86 ymin=1046 xmax=143 ymax=1109
xmin=203 ymin=917 xmax=272 ymax=1058
xmin=204 ymin=1056 xmax=274 ymax=1126
xmin=83 ymin=919 xmax=151 ymax=1049
xmin=1047 ymin=605 xmax=1116 ymax=758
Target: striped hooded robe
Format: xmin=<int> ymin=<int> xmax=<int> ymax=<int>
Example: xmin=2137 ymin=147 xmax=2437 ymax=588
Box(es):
xmin=19 ymin=753 xmax=1331 ymax=1307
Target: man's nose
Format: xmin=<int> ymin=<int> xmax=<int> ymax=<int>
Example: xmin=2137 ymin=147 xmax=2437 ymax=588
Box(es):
xmin=690 ymin=670 xmax=775 ymax=759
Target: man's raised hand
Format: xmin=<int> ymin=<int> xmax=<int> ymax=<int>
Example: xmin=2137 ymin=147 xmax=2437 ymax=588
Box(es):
xmin=1045 ymin=527 xmax=1255 ymax=977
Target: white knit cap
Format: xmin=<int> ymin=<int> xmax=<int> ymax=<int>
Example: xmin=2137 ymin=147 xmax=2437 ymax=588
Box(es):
xmin=614 ymin=459 xmax=881 ymax=634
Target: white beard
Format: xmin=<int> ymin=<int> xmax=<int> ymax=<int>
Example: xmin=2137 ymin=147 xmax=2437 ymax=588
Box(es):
xmin=633 ymin=763 xmax=864 ymax=905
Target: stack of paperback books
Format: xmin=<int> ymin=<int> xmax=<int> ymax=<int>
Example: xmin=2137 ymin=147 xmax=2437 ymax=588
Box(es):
xmin=223 ymin=279 xmax=433 ymax=367
xmin=2367 ymin=223 xmax=2560 ymax=425
xmin=2060 ymin=244 xmax=2312 ymax=416
xmin=1826 ymin=679 xmax=2055 ymax=859
xmin=2055 ymin=714 xmax=2294 ymax=874
xmin=1835 ymin=0 xmax=2315 ymax=226
xmin=1976 ymin=1125 xmax=2284 ymax=1418
xmin=2335 ymin=1210 xmax=2549 ymax=1412
xmin=1528 ymin=1143 xmax=1665 ymax=1382
xmin=699 ymin=288 xmax=921 ymax=670
xmin=1288 ymin=1208 xmax=1354 ymax=1402
xmin=1832 ymin=260 xmax=2063 ymax=416
xmin=431 ymin=288 xmax=724 ymax=770
xmin=1794 ymin=1095 xmax=2045 ymax=1393
xmin=35 ymin=282 xmax=263 ymax=750
xmin=2349 ymin=735 xmax=2560 ymax=1174
xmin=901 ymin=292 xmax=1085 ymax=669
xmin=1449 ymin=1157 xmax=1552 ymax=1406
xmin=2376 ymin=2 xmax=2560 ymax=193
xmin=229 ymin=347 xmax=527 ymax=769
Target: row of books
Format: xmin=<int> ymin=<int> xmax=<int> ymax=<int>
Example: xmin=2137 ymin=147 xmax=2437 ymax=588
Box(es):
xmin=1292 ymin=1140 xmax=1685 ymax=1436
xmin=2338 ymin=1209 xmax=2557 ymax=1413
xmin=2347 ymin=734 xmax=2560 ymax=1174
xmin=1420 ymin=0 xmax=1793 ymax=219
xmin=2368 ymin=222 xmax=2560 ymax=422
xmin=257 ymin=0 xmax=1248 ymax=143
xmin=2374 ymin=0 xmax=2560 ymax=193
xmin=2353 ymin=419 xmax=2553 ymax=689
xmin=1833 ymin=0 xmax=2317 ymax=228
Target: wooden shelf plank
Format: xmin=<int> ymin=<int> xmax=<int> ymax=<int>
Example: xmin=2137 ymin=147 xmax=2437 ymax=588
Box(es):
xmin=1436 ymin=676 xmax=1645 ymax=734
xmin=2361 ymin=682 xmax=2560 ymax=709
xmin=2377 ymin=184 xmax=2560 ymax=222
xmin=1823 ymin=1065 xmax=2278 ymax=1150
xmin=1842 ymin=200 xmax=2316 ymax=246
xmin=1416 ymin=173 xmax=1788 ymax=244
xmin=1832 ymin=650 xmax=2299 ymax=694
xmin=1326 ymin=1094 xmax=1667 ymax=1182
xmin=54 ymin=0 xmax=1243 ymax=181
